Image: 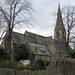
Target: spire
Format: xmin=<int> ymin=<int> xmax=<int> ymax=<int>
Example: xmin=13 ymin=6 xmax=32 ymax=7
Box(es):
xmin=58 ymin=4 xmax=60 ymax=12
xmin=55 ymin=4 xmax=65 ymax=31
xmin=54 ymin=4 xmax=66 ymax=43
xmin=57 ymin=4 xmax=62 ymax=21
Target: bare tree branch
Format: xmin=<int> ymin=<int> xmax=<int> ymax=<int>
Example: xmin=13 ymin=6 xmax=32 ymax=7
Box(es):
xmin=62 ymin=6 xmax=75 ymax=47
xmin=0 ymin=0 xmax=33 ymax=59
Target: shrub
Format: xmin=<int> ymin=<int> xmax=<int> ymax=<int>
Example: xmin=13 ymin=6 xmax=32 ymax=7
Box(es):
xmin=45 ymin=61 xmax=50 ymax=66
xmin=14 ymin=44 xmax=30 ymax=61
xmin=30 ymin=61 xmax=35 ymax=66
xmin=0 ymin=60 xmax=26 ymax=70
xmin=65 ymin=54 xmax=70 ymax=58
xmin=29 ymin=63 xmax=39 ymax=71
xmin=17 ymin=63 xmax=26 ymax=70
xmin=0 ymin=47 xmax=9 ymax=60
xmin=69 ymin=50 xmax=75 ymax=58
xmin=5 ymin=60 xmax=18 ymax=69
xmin=0 ymin=60 xmax=6 ymax=68
xmin=35 ymin=59 xmax=45 ymax=70
xmin=65 ymin=50 xmax=75 ymax=58
xmin=29 ymin=51 xmax=35 ymax=61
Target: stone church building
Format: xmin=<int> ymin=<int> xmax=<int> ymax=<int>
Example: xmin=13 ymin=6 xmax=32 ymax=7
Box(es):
xmin=1 ymin=5 xmax=69 ymax=61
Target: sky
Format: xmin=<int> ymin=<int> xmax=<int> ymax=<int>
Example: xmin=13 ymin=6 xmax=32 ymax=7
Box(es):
xmin=13 ymin=0 xmax=75 ymax=37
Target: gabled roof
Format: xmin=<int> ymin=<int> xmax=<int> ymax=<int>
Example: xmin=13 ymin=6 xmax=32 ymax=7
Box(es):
xmin=25 ymin=30 xmax=47 ymax=39
xmin=24 ymin=31 xmax=51 ymax=45
xmin=11 ymin=31 xmax=52 ymax=46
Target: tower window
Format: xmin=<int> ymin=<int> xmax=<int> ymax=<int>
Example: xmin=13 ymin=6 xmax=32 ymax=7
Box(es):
xmin=56 ymin=31 xmax=59 ymax=38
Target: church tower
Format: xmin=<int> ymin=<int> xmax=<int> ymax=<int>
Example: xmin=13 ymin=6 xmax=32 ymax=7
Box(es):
xmin=54 ymin=5 xmax=66 ymax=43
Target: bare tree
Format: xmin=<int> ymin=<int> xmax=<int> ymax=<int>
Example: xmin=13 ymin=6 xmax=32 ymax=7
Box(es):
xmin=62 ymin=6 xmax=75 ymax=50
xmin=0 ymin=0 xmax=33 ymax=59
xmin=0 ymin=14 xmax=6 ymax=42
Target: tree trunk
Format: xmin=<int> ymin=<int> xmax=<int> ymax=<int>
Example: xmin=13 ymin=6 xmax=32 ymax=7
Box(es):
xmin=66 ymin=42 xmax=69 ymax=52
xmin=8 ymin=29 xmax=13 ymax=59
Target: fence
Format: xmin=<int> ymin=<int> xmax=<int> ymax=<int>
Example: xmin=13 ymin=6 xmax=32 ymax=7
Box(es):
xmin=0 ymin=58 xmax=75 ymax=75
xmin=48 ymin=58 xmax=75 ymax=75
xmin=0 ymin=68 xmax=47 ymax=75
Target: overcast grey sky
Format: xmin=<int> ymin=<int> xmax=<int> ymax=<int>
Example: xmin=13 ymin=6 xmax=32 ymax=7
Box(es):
xmin=14 ymin=0 xmax=75 ymax=37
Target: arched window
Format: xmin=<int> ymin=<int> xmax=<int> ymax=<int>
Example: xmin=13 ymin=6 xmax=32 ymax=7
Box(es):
xmin=56 ymin=31 xmax=59 ymax=38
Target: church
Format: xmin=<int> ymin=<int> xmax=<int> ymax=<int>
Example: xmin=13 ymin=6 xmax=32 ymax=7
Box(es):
xmin=1 ymin=5 xmax=69 ymax=61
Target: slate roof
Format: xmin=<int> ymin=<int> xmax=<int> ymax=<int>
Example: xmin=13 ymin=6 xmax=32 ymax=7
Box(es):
xmin=12 ymin=32 xmax=24 ymax=44
xmin=11 ymin=31 xmax=68 ymax=54
xmin=24 ymin=36 xmax=38 ymax=44
xmin=54 ymin=40 xmax=68 ymax=53
xmin=25 ymin=31 xmax=46 ymax=38
xmin=11 ymin=31 xmax=51 ymax=45
xmin=24 ymin=31 xmax=51 ymax=45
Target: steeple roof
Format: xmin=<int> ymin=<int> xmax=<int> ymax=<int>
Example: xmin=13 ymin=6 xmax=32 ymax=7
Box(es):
xmin=55 ymin=4 xmax=65 ymax=31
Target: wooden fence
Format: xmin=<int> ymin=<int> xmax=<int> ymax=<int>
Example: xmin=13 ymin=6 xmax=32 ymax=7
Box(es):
xmin=0 ymin=58 xmax=75 ymax=75
xmin=0 ymin=68 xmax=47 ymax=75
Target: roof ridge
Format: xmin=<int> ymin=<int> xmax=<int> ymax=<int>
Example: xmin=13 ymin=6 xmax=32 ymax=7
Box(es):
xmin=12 ymin=31 xmax=24 ymax=35
xmin=25 ymin=30 xmax=51 ymax=38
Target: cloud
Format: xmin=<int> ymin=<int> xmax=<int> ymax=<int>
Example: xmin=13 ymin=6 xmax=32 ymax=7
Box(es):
xmin=14 ymin=0 xmax=75 ymax=37
xmin=13 ymin=25 xmax=54 ymax=37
